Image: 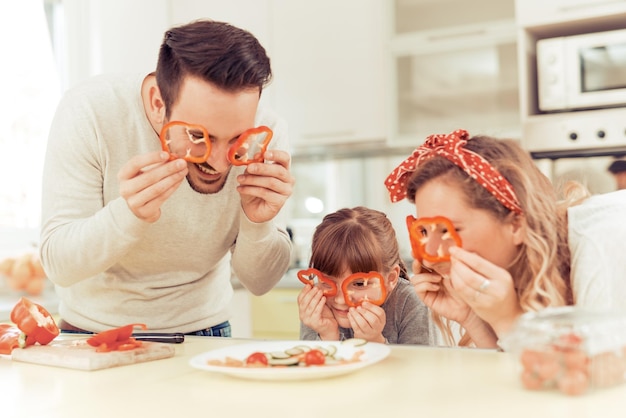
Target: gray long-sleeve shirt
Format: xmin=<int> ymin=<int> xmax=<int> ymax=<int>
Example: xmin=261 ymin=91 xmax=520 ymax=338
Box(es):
xmin=300 ymin=278 xmax=435 ymax=345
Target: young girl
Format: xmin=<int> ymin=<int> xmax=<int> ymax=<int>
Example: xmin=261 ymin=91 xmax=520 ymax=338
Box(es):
xmin=297 ymin=206 xmax=433 ymax=345
xmin=385 ymin=129 xmax=626 ymax=348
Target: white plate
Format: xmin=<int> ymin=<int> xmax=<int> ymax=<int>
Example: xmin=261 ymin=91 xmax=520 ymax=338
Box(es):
xmin=189 ymin=340 xmax=390 ymax=381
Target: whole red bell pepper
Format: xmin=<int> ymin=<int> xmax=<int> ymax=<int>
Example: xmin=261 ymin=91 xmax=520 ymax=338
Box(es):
xmin=10 ymin=297 xmax=59 ymax=346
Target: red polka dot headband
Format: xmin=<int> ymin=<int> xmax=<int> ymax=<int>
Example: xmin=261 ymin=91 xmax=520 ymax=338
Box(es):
xmin=384 ymin=129 xmax=523 ymax=214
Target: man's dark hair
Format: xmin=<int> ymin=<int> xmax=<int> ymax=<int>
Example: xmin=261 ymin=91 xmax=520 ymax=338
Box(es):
xmin=156 ymin=20 xmax=272 ymax=117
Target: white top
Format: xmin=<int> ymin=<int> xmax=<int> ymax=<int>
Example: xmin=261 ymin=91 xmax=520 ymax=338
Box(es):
xmin=568 ymin=190 xmax=626 ymax=311
xmin=39 ymin=73 xmax=292 ymax=333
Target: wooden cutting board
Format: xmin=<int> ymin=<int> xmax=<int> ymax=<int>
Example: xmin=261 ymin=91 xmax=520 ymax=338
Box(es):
xmin=11 ymin=338 xmax=176 ymax=371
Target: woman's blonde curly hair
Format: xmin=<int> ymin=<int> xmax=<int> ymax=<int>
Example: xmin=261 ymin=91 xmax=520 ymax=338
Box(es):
xmin=405 ymin=135 xmax=586 ymax=346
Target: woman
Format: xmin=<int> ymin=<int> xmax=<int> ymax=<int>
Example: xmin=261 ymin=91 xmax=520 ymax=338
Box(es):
xmin=385 ymin=129 xmax=626 ymax=348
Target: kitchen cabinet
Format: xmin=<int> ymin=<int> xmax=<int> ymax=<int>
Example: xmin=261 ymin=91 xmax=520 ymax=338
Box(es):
xmin=250 ymin=288 xmax=300 ymax=340
xmin=387 ymin=0 xmax=520 ymax=146
xmin=268 ymin=0 xmax=388 ymax=149
xmin=228 ymin=287 xmax=253 ymax=338
xmin=515 ymin=0 xmax=626 ymax=28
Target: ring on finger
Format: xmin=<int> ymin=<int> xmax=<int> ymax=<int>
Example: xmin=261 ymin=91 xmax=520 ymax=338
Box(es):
xmin=478 ymin=278 xmax=491 ymax=291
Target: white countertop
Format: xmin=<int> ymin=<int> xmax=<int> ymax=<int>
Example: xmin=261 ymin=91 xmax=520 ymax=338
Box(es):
xmin=2 ymin=336 xmax=625 ymax=418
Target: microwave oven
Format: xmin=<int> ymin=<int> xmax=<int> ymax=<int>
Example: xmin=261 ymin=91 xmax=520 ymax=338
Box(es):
xmin=537 ymin=28 xmax=626 ymax=112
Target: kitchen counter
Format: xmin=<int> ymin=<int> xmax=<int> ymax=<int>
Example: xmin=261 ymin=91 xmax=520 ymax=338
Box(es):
xmin=2 ymin=336 xmax=625 ymax=418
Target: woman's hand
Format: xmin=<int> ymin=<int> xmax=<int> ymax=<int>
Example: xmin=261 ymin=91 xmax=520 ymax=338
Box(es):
xmin=410 ymin=260 xmax=471 ymax=324
xmin=448 ymin=247 xmax=523 ymax=337
xmin=297 ymin=285 xmax=339 ymax=340
xmin=118 ymin=151 xmax=188 ymax=223
xmin=347 ymin=302 xmax=386 ymax=343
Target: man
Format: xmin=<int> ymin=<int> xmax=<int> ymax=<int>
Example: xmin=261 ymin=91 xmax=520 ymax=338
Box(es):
xmin=40 ymin=20 xmax=294 ymax=336
xmin=607 ymin=159 xmax=626 ymax=190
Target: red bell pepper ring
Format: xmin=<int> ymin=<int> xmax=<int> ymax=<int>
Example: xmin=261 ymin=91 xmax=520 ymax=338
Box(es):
xmin=341 ymin=272 xmax=387 ymax=308
xmin=297 ymin=268 xmax=337 ymax=296
xmin=86 ymin=323 xmax=147 ymax=351
xmin=228 ymin=126 xmax=273 ymax=166
xmin=0 ymin=324 xmax=26 ymax=355
xmin=406 ymin=215 xmax=462 ymax=263
xmin=159 ymin=121 xmax=211 ymax=163
xmin=10 ymin=297 xmax=59 ymax=346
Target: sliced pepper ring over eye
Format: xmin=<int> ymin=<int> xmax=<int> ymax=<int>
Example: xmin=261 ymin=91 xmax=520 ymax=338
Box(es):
xmin=159 ymin=121 xmax=211 ymax=163
xmin=341 ymin=271 xmax=387 ymax=308
xmin=228 ymin=126 xmax=273 ymax=166
xmin=406 ymin=215 xmax=462 ymax=263
xmin=296 ymin=268 xmax=338 ymax=296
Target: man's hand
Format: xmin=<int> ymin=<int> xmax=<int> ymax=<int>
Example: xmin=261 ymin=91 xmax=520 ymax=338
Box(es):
xmin=118 ymin=151 xmax=188 ymax=223
xmin=236 ymin=150 xmax=295 ymax=223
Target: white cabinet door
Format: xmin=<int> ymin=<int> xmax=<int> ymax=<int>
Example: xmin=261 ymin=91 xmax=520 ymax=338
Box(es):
xmin=388 ymin=0 xmax=519 ymax=146
xmin=269 ymin=0 xmax=388 ymax=148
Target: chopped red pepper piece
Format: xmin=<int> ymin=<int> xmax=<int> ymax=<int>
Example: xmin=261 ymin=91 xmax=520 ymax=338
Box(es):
xmin=87 ymin=323 xmax=147 ymax=352
xmin=10 ymin=297 xmax=59 ymax=346
xmin=406 ymin=215 xmax=462 ymax=263
xmin=227 ymin=126 xmax=273 ymax=166
xmin=0 ymin=324 xmax=24 ymax=355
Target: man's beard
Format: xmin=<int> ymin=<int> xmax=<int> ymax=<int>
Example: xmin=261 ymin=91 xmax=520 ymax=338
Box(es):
xmin=186 ymin=168 xmax=230 ymax=194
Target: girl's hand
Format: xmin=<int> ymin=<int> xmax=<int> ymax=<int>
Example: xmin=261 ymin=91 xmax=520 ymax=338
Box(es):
xmin=410 ymin=260 xmax=471 ymax=324
xmin=448 ymin=247 xmax=523 ymax=336
xmin=297 ymin=285 xmax=339 ymax=340
xmin=347 ymin=302 xmax=386 ymax=343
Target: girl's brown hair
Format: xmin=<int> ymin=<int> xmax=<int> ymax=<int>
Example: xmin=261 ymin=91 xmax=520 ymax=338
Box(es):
xmin=156 ymin=20 xmax=272 ymax=118
xmin=310 ymin=207 xmax=408 ymax=280
xmin=405 ymin=135 xmax=575 ymax=345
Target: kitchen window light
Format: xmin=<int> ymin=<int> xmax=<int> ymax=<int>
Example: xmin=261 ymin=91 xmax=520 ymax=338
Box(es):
xmin=0 ymin=0 xmax=61 ymax=229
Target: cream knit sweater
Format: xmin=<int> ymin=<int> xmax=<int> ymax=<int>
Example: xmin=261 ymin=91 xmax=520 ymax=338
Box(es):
xmin=40 ymin=73 xmax=292 ymax=333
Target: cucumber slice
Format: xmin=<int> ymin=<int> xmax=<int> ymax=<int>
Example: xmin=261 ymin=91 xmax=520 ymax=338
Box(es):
xmin=325 ymin=344 xmax=338 ymax=357
xmin=268 ymin=356 xmax=300 ymax=366
xmin=342 ymin=338 xmax=367 ymax=347
xmin=284 ymin=347 xmax=304 ymax=356
xmin=269 ymin=351 xmax=291 ymax=359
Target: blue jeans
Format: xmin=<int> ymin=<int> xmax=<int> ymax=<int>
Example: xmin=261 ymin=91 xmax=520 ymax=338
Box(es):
xmin=59 ymin=319 xmax=232 ymax=337
xmin=185 ymin=321 xmax=232 ymax=337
